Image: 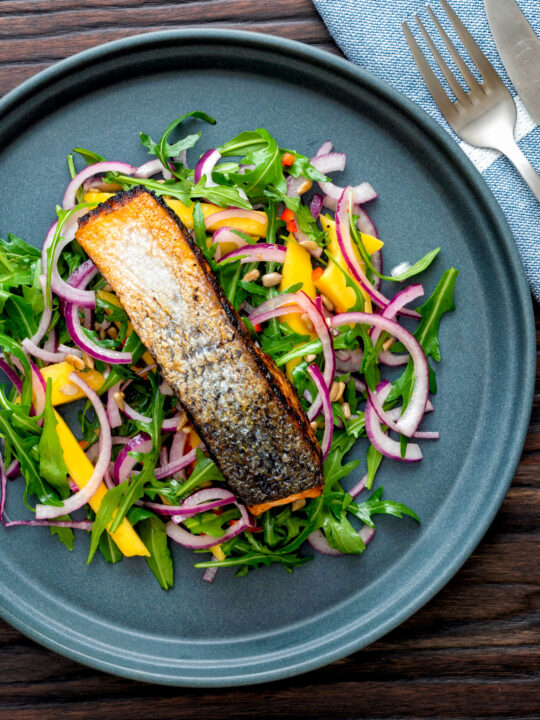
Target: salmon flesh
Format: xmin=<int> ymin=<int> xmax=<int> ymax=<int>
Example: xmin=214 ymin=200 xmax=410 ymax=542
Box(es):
xmin=76 ymin=188 xmax=324 ymax=511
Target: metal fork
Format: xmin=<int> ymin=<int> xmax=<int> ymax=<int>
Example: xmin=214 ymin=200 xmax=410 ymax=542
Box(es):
xmin=403 ymin=0 xmax=540 ymax=202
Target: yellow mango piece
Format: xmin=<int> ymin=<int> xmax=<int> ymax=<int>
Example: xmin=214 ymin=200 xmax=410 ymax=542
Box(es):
xmin=83 ymin=193 xmax=268 ymax=237
xmin=360 ymin=231 xmax=384 ymax=255
xmin=278 ymin=236 xmax=316 ymax=380
xmin=279 ymin=235 xmax=316 ymax=331
xmin=41 ymin=362 xmax=106 ymax=406
xmin=188 ymin=428 xmax=201 ymax=450
xmin=164 ymin=198 xmax=267 ymax=238
xmin=97 ymin=289 xmax=121 ymax=308
xmin=210 ymin=544 xmax=226 ymax=561
xmin=83 ymin=191 xmax=115 ymax=205
xmin=54 ymin=412 xmax=149 ymax=557
xmin=317 ymin=214 xmax=374 ymax=314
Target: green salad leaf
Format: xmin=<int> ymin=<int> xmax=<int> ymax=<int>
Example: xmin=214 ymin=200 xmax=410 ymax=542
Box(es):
xmin=138 ymin=515 xmax=174 ymax=590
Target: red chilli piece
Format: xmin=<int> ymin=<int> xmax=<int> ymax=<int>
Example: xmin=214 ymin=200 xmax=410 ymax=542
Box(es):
xmin=281 ymin=152 xmax=295 ymax=167
xmin=280 ymin=207 xmax=294 ymax=222
xmin=286 ymin=219 xmax=298 ymax=233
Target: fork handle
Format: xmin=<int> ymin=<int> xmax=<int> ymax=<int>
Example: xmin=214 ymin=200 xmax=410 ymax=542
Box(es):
xmin=498 ymin=137 xmax=540 ymax=203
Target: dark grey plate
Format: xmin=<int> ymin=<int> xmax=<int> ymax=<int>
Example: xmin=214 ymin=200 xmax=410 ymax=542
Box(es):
xmin=0 ymin=30 xmax=535 ymax=687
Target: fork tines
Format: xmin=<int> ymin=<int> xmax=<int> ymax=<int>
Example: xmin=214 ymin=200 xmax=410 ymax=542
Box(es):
xmin=402 ymin=0 xmax=499 ymax=119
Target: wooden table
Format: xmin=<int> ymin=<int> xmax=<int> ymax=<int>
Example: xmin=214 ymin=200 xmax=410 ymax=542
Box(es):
xmin=0 ymin=2 xmax=538 ymax=717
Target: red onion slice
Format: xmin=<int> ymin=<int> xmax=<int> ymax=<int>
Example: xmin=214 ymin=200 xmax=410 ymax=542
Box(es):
xmin=166 ymin=519 xmax=249 ymax=550
xmin=365 ymin=397 xmax=422 ymax=462
xmin=202 ymin=563 xmax=219 ymax=583
xmin=354 ymin=377 xmax=366 ymax=393
xmin=308 ymin=521 xmax=374 ymax=555
xmin=372 ymin=284 xmax=424 ymax=366
xmin=356 ymin=207 xmax=379 ymax=237
xmin=35 ymin=372 xmax=112 ymax=519
xmin=64 ymin=261 xmax=132 ymax=365
xmin=194 ymin=149 xmax=221 ymax=186
xmin=29 ymin=275 xmax=53 ymax=346
xmin=49 ymin=233 xmax=97 ymax=308
xmin=154 ymin=449 xmax=197 ymax=480
xmin=121 ymin=401 xmax=150 ymax=423
xmin=331 ymin=312 xmax=429 ymax=437
xmin=204 ymin=208 xmax=266 ymax=229
xmin=0 ymin=455 xmax=92 ymax=530
xmin=370 ymin=381 xmax=439 ymax=440
xmin=321 ymin=179 xmax=377 ymax=205
xmin=113 ymin=432 xmax=152 ymax=484
xmin=121 ymin=401 xmax=182 ymax=434
xmin=21 ymin=338 xmax=66 ymax=364
xmin=169 ymin=428 xmax=186 ymax=459
xmin=248 ymin=303 xmax=302 ymax=326
xmin=0 ymin=358 xmax=23 ymax=394
xmin=166 ymin=491 xmax=253 ymax=549
xmin=2 ymin=517 xmax=92 ymax=531
xmin=286 ymin=174 xmax=309 ymax=197
xmin=335 ymin=348 xmax=363 ymax=373
xmin=218 ymin=243 xmax=286 ymax=266
xmin=310 ymin=193 xmax=324 ymax=220
xmin=62 ymin=161 xmax=136 ymax=210
xmin=212 ymin=226 xmax=249 ymax=260
xmin=134 ymin=158 xmax=171 ymax=179
xmin=310 ymin=152 xmax=346 ymax=175
xmin=307 ymin=364 xmax=333 ymax=460
xmin=310 ymin=153 xmax=377 ymax=205
xmin=349 ymin=473 xmax=367 ymax=498
xmin=159 ymin=380 xmax=174 ymax=397
xmin=295 ymin=293 xmax=335 ymax=420
xmin=43 ymin=328 xmax=58 ymax=354
xmin=143 ymin=488 xmax=237 ymax=518
xmin=246 ymin=293 xmax=296 ymax=317
xmin=335 ymin=187 xmax=389 ymax=311
xmin=335 ymin=188 xmax=419 ymax=319
xmin=161 ymin=415 xmax=182 ymax=433
xmin=6 ymin=459 xmax=21 ymax=480
xmin=308 ymin=529 xmax=342 ymax=556
xmin=107 ymin=382 xmax=123 ymax=429
xmin=358 ymin=525 xmax=375 ymax=545
xmin=248 ymin=292 xmax=335 ymax=420
xmin=65 ymin=302 xmax=133 ymax=364
xmin=28 ymin=359 xmax=46 ymax=418
xmin=159 ymin=445 xmax=168 ymax=467
xmin=315 ymin=140 xmax=334 ymax=157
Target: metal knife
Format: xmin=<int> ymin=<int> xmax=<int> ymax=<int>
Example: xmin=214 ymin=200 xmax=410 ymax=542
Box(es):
xmin=484 ymin=0 xmax=540 ymax=125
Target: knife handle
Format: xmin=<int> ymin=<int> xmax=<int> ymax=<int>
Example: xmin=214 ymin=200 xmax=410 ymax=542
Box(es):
xmin=498 ymin=136 xmax=540 ymax=203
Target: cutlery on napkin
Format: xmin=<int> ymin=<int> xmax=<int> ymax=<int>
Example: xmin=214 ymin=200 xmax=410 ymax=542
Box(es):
xmin=312 ymin=0 xmax=540 ymax=302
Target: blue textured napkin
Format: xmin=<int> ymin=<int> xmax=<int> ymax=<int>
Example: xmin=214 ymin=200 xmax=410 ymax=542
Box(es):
xmin=313 ymin=0 xmax=540 ymax=302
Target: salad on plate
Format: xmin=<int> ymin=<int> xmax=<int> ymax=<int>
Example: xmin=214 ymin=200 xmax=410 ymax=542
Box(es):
xmin=0 ymin=111 xmax=457 ymax=588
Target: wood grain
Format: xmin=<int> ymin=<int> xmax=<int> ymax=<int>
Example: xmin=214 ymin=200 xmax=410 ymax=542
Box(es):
xmin=0 ymin=1 xmax=538 ymax=718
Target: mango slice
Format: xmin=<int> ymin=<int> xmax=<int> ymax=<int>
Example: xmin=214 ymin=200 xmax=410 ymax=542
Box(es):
xmin=315 ymin=215 xmax=383 ymax=314
xmin=279 ymin=236 xmax=317 ymax=379
xmin=41 ymin=362 xmax=105 ymax=406
xmin=54 ymin=411 xmax=149 ymax=557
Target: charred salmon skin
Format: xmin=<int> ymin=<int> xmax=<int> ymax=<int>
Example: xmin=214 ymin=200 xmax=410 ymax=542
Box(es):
xmin=76 ymin=188 xmax=324 ymax=513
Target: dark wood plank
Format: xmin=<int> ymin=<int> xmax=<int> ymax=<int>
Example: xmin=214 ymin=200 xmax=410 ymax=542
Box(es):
xmin=0 ymin=2 xmax=538 ymax=718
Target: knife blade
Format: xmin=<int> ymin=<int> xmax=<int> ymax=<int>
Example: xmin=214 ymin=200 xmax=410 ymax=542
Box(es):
xmin=484 ymin=0 xmax=540 ymax=125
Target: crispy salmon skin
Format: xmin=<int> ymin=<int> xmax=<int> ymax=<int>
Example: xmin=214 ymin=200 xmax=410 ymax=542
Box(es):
xmin=76 ymin=187 xmax=323 ymax=509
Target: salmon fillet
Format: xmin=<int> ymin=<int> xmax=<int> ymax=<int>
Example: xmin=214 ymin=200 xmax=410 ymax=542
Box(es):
xmin=76 ymin=187 xmax=324 ymax=510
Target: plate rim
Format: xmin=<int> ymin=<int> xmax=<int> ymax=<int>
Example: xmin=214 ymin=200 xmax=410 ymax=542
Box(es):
xmin=0 ymin=27 xmax=535 ymax=687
